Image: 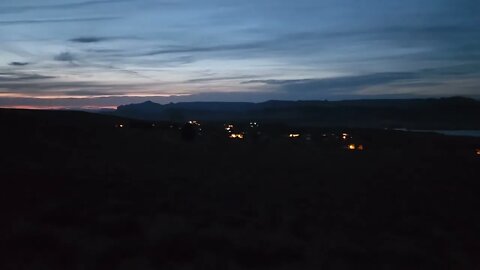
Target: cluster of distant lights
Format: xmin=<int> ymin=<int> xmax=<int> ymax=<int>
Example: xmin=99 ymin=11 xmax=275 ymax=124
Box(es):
xmin=225 ymin=124 xmax=245 ymax=140
xmin=347 ymin=144 xmax=365 ymax=151
xmin=117 ymin=122 xmax=361 ymax=148
xmin=225 ymin=124 xmax=234 ymax=132
xmin=229 ymin=133 xmax=245 ymax=139
xmin=113 ymin=122 xmax=480 ymax=156
xmin=189 ymin=120 xmax=200 ymax=125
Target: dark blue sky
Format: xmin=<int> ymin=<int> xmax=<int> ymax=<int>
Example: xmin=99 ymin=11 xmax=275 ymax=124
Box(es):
xmin=1 ymin=0 xmax=479 ymax=108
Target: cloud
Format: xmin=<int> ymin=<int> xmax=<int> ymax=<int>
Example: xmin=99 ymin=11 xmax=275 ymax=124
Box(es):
xmin=420 ymin=63 xmax=480 ymax=77
xmin=69 ymin=37 xmax=111 ymax=43
xmin=60 ymin=90 xmax=126 ymax=96
xmin=186 ymin=75 xmax=260 ymax=84
xmin=119 ymin=22 xmax=479 ymax=65
xmin=0 ymin=0 xmax=130 ymax=14
xmin=242 ymin=72 xmax=444 ymax=99
xmin=243 ymin=79 xmax=311 ymax=85
xmin=0 ymin=72 xmax=55 ymax=82
xmin=244 ymin=72 xmax=418 ymax=94
xmin=0 ymin=0 xmax=479 ymax=105
xmin=9 ymin=62 xmax=30 ymax=66
xmin=0 ymin=81 xmax=140 ymax=96
xmin=54 ymin=52 xmax=76 ymax=62
xmin=141 ymin=43 xmax=265 ymax=56
xmin=0 ymin=17 xmax=120 ymax=26
xmin=242 ymin=64 xmax=480 ymax=99
xmin=0 ymin=70 xmax=175 ymax=98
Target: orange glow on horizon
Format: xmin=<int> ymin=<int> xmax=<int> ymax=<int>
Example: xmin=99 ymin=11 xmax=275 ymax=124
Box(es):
xmin=0 ymin=93 xmax=191 ymax=99
xmin=0 ymin=92 xmax=192 ymax=110
xmin=0 ymin=105 xmax=118 ymax=110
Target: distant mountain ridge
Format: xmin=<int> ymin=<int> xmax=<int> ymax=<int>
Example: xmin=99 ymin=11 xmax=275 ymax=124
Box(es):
xmin=112 ymin=97 xmax=480 ymax=129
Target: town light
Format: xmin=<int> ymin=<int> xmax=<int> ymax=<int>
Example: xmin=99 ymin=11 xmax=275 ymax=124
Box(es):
xmin=229 ymin=133 xmax=244 ymax=139
xmin=189 ymin=120 xmax=200 ymax=126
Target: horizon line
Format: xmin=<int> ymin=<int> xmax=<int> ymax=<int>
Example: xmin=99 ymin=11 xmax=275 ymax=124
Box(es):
xmin=0 ymin=96 xmax=477 ymax=111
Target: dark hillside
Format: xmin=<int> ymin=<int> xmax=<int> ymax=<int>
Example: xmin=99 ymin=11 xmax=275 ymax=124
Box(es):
xmin=1 ymin=109 xmax=480 ymax=269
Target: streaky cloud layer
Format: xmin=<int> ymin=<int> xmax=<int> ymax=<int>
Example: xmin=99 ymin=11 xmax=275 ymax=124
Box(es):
xmin=0 ymin=0 xmax=479 ymax=108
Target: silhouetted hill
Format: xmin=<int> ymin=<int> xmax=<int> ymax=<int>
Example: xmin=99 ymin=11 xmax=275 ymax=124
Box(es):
xmin=0 ymin=108 xmax=164 ymax=134
xmin=0 ymin=108 xmax=127 ymax=129
xmin=115 ymin=101 xmax=255 ymax=122
xmin=114 ymin=97 xmax=480 ymax=129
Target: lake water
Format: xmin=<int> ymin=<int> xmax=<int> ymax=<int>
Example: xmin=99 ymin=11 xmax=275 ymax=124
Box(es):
xmin=433 ymin=130 xmax=480 ymax=138
xmin=394 ymin=129 xmax=480 ymax=138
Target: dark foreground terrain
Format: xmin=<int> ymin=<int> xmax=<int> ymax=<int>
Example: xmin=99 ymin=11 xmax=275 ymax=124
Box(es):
xmin=1 ymin=108 xmax=480 ymax=269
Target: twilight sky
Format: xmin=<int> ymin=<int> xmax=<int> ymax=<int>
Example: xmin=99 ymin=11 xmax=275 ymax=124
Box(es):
xmin=0 ymin=0 xmax=479 ymax=109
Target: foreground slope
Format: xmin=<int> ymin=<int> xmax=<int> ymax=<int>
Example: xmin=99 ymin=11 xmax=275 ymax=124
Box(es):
xmin=1 ymin=108 xmax=480 ymax=269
